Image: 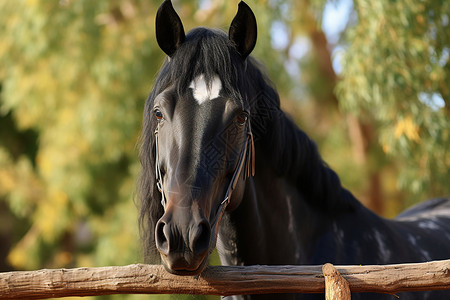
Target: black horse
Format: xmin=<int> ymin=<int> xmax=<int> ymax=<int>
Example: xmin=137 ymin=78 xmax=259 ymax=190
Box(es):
xmin=138 ymin=1 xmax=450 ymax=299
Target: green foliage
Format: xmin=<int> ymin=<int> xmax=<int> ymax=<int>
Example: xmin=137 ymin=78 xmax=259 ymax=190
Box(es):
xmin=338 ymin=0 xmax=449 ymax=202
xmin=0 ymin=0 xmax=158 ymax=269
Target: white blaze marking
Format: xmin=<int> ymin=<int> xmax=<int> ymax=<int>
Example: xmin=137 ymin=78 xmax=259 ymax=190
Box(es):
xmin=189 ymin=74 xmax=222 ymax=104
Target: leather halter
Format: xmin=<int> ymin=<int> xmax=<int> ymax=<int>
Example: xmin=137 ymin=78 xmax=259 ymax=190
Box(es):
xmin=154 ymin=121 xmax=255 ymax=232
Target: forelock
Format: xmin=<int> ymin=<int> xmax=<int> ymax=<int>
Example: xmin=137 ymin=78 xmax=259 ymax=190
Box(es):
xmin=157 ymin=28 xmax=244 ymax=102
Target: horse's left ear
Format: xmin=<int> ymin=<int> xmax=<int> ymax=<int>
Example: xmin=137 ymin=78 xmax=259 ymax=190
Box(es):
xmin=156 ymin=0 xmax=186 ymax=57
xmin=229 ymin=1 xmax=257 ymax=59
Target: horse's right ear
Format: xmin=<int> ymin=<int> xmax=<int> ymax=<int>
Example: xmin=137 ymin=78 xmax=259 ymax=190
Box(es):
xmin=155 ymin=0 xmax=185 ymax=57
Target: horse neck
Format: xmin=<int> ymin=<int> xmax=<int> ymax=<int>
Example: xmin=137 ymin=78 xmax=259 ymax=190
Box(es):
xmin=218 ymin=163 xmax=339 ymax=266
xmin=217 ymin=94 xmax=362 ymax=266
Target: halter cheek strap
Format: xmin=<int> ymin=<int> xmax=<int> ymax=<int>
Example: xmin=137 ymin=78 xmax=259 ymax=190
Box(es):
xmin=154 ymin=121 xmax=255 ymax=225
xmin=210 ymin=123 xmax=255 ymax=238
xmin=154 ymin=128 xmax=167 ymax=209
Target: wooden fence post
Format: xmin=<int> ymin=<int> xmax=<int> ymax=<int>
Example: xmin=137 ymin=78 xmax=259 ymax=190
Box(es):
xmin=323 ymin=263 xmax=351 ymax=300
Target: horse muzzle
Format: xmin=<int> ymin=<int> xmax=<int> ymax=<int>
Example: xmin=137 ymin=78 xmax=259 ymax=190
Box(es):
xmin=155 ymin=205 xmax=212 ymax=275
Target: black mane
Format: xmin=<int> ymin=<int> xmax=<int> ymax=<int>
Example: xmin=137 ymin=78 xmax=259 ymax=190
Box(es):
xmin=241 ymin=56 xmax=358 ymax=213
xmin=138 ymin=27 xmax=356 ymax=261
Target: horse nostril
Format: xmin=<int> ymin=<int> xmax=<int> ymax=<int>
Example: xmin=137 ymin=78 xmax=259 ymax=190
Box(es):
xmin=155 ymin=220 xmax=169 ymax=255
xmin=190 ymin=221 xmax=211 ymax=255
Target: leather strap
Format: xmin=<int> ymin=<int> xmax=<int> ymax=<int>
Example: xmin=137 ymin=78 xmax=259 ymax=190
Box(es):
xmin=154 ymin=128 xmax=167 ymax=209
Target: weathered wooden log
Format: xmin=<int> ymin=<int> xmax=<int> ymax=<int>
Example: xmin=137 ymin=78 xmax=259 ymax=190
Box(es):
xmin=323 ymin=263 xmax=351 ymax=300
xmin=0 ymin=259 xmax=449 ymax=299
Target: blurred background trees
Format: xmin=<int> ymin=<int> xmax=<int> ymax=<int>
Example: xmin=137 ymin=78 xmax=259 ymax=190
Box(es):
xmin=0 ymin=0 xmax=448 ymax=299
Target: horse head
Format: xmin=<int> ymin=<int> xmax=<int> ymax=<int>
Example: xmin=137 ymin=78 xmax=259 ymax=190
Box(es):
xmin=141 ymin=0 xmax=257 ymax=275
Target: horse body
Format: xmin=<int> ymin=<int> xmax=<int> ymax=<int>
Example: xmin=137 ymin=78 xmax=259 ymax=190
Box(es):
xmin=217 ymin=101 xmax=450 ymax=299
xmin=138 ymin=1 xmax=450 ymax=299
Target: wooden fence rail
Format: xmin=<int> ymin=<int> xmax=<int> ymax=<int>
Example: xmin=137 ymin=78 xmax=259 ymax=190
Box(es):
xmin=0 ymin=259 xmax=449 ymax=299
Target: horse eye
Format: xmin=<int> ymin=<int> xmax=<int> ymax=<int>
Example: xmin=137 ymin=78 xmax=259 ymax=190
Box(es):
xmin=154 ymin=109 xmax=163 ymax=121
xmin=236 ymin=113 xmax=248 ymax=126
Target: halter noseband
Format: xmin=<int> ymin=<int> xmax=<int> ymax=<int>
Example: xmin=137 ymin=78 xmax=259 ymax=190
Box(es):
xmin=154 ymin=121 xmax=255 ymax=231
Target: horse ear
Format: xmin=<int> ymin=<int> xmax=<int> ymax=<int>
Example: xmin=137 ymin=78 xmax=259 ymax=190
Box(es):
xmin=155 ymin=0 xmax=186 ymax=57
xmin=229 ymin=1 xmax=257 ymax=59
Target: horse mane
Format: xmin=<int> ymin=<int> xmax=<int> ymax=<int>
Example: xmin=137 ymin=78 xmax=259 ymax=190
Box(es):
xmin=243 ymin=55 xmax=358 ymax=213
xmin=138 ymin=27 xmax=357 ymax=261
